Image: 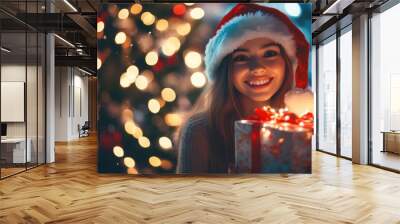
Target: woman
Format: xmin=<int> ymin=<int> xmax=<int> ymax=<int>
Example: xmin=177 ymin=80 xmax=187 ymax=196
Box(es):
xmin=177 ymin=3 xmax=311 ymax=173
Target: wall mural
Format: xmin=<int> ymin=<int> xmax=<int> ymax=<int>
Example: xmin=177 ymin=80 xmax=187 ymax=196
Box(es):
xmin=97 ymin=3 xmax=313 ymax=174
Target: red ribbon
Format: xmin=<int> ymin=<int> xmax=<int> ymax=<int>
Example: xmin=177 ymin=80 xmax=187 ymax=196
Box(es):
xmin=245 ymin=107 xmax=314 ymax=131
xmin=251 ymin=122 xmax=261 ymax=173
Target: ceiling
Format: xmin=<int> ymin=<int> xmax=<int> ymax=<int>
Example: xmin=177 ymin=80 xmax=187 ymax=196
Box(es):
xmin=0 ymin=0 xmax=392 ymax=74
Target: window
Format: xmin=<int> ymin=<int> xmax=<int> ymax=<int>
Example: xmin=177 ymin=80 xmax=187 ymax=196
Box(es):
xmin=317 ymin=36 xmax=337 ymax=154
xmin=371 ymin=3 xmax=400 ymax=171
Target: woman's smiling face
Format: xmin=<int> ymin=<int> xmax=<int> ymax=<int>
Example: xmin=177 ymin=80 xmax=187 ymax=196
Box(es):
xmin=231 ymin=37 xmax=286 ymax=102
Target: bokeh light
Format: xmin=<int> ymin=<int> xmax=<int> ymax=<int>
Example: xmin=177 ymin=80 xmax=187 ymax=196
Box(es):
xmin=161 ymin=160 xmax=173 ymax=170
xmin=164 ymin=113 xmax=182 ymax=127
xmin=97 ymin=58 xmax=102 ymax=70
xmin=284 ymin=3 xmax=301 ymax=17
xmin=113 ymin=146 xmax=124 ymax=157
xmin=141 ymin=12 xmax=156 ymax=26
xmin=161 ymin=37 xmax=181 ymax=56
xmin=122 ymin=108 xmax=134 ymax=122
xmin=120 ymin=72 xmax=131 ymax=88
xmin=97 ymin=21 xmax=104 ymax=32
xmin=130 ymin=4 xmax=142 ymax=15
xmin=135 ymin=75 xmax=149 ymax=90
xmin=159 ymin=136 xmax=172 ymax=150
xmin=145 ymin=51 xmax=159 ymax=66
xmin=184 ymin=3 xmax=195 ymax=6
xmin=190 ymin=7 xmax=204 ymax=20
xmin=148 ymin=99 xmax=161 ymax=114
xmin=124 ymin=157 xmax=136 ymax=168
xmin=149 ymin=156 xmax=162 ymax=167
xmin=124 ymin=120 xmax=137 ymax=135
xmin=172 ymin=4 xmax=186 ymax=16
xmin=142 ymin=70 xmax=154 ymax=83
xmin=127 ymin=168 xmax=138 ymax=174
xmin=115 ymin=32 xmax=127 ymax=45
xmin=126 ymin=65 xmax=139 ymax=83
xmin=190 ymin=72 xmax=207 ymax=88
xmin=118 ymin=8 xmax=130 ymax=19
xmin=161 ymin=88 xmax=176 ymax=102
xmin=132 ymin=127 xmax=143 ymax=139
xmin=184 ymin=51 xmax=202 ymax=68
xmin=138 ymin=136 xmax=151 ymax=148
xmin=156 ymin=19 xmax=169 ymax=31
xmin=176 ymin=23 xmax=191 ymax=36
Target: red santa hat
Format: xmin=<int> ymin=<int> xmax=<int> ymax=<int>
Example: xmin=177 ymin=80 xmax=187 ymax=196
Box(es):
xmin=204 ymin=3 xmax=313 ymax=115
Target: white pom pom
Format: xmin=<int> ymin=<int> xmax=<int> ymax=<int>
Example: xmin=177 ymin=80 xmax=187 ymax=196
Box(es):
xmin=284 ymin=88 xmax=314 ymax=116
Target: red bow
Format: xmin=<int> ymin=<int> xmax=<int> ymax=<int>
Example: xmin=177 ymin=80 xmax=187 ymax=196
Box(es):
xmin=245 ymin=107 xmax=314 ymax=130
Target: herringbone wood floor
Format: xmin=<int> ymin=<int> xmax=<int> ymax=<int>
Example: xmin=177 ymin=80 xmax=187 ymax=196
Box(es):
xmin=1 ymin=135 xmax=400 ymax=224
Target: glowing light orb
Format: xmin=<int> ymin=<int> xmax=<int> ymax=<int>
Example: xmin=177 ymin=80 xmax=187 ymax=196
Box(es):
xmin=141 ymin=12 xmax=156 ymax=26
xmin=97 ymin=21 xmax=104 ymax=32
xmin=184 ymin=51 xmax=202 ymax=69
xmin=190 ymin=72 xmax=207 ymax=88
xmin=145 ymin=51 xmax=158 ymax=66
xmin=132 ymin=127 xmax=143 ymax=139
xmin=124 ymin=157 xmax=136 ymax=168
xmin=124 ymin=120 xmax=136 ymax=135
xmin=176 ymin=23 xmax=191 ymax=36
xmin=284 ymin=3 xmax=301 ymax=17
xmin=161 ymin=88 xmax=176 ymax=102
xmin=161 ymin=37 xmax=181 ymax=56
xmin=149 ymin=156 xmax=162 ymax=167
xmin=138 ymin=136 xmax=151 ymax=148
xmin=97 ymin=58 xmax=102 ymax=70
xmin=159 ymin=137 xmax=173 ymax=150
xmin=130 ymin=4 xmax=142 ymax=15
xmin=113 ymin=146 xmax=124 ymax=157
xmin=115 ymin=32 xmax=127 ymax=45
xmin=148 ymin=99 xmax=161 ymax=114
xmin=118 ymin=8 xmax=130 ymax=19
xmin=164 ymin=113 xmax=182 ymax=127
xmin=190 ymin=7 xmax=204 ymax=20
xmin=126 ymin=65 xmax=139 ymax=83
xmin=156 ymin=19 xmax=169 ymax=31
xmin=173 ymin=4 xmax=186 ymax=16
xmin=120 ymin=72 xmax=131 ymax=88
xmin=135 ymin=75 xmax=149 ymax=90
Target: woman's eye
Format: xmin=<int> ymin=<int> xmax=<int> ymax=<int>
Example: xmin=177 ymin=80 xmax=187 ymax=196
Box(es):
xmin=233 ymin=55 xmax=249 ymax=62
xmin=264 ymin=50 xmax=279 ymax=58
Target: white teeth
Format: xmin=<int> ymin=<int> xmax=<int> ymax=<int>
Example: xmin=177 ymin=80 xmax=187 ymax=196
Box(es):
xmin=248 ymin=78 xmax=272 ymax=86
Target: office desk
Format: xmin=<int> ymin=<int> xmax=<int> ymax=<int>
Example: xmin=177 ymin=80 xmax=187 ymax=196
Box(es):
xmin=1 ymin=138 xmax=31 ymax=163
xmin=381 ymin=131 xmax=400 ymax=154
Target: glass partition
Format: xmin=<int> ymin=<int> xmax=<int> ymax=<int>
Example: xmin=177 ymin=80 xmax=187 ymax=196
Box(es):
xmin=339 ymin=27 xmax=352 ymax=158
xmin=317 ymin=35 xmax=337 ymax=155
xmin=1 ymin=19 xmax=28 ymax=178
xmin=0 ymin=0 xmax=46 ymax=179
xmin=371 ymin=4 xmax=400 ymax=171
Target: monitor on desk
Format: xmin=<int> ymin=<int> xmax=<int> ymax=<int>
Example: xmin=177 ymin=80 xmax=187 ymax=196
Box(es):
xmin=1 ymin=123 xmax=7 ymax=138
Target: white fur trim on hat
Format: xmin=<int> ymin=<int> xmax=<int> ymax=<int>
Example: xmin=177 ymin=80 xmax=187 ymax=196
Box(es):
xmin=204 ymin=11 xmax=297 ymax=80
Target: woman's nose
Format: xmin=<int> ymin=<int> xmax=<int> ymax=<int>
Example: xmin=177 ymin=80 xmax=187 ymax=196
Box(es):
xmin=249 ymin=58 xmax=266 ymax=75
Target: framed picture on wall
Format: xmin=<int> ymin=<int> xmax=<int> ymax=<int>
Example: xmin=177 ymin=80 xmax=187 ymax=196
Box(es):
xmin=97 ymin=3 xmax=313 ymax=174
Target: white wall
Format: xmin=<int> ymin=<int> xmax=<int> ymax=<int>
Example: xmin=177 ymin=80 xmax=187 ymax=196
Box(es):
xmin=55 ymin=67 xmax=89 ymax=141
xmin=1 ymin=63 xmax=45 ymax=164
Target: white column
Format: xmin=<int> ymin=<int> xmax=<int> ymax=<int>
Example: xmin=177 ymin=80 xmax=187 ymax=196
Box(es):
xmin=352 ymin=14 xmax=369 ymax=164
xmin=46 ymin=1 xmax=55 ymax=163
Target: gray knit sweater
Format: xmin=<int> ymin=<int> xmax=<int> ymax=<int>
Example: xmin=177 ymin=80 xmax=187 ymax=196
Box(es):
xmin=176 ymin=113 xmax=211 ymax=173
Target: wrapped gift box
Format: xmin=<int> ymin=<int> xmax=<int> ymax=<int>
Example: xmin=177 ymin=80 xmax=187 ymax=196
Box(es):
xmin=234 ymin=108 xmax=313 ymax=173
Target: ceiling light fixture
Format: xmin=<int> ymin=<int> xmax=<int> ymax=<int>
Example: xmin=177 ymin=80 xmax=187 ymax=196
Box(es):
xmin=54 ymin=34 xmax=75 ymax=48
xmin=78 ymin=67 xmax=94 ymax=76
xmin=322 ymin=0 xmax=353 ymax=15
xmin=63 ymin=0 xmax=78 ymax=12
xmin=1 ymin=47 xmax=11 ymax=53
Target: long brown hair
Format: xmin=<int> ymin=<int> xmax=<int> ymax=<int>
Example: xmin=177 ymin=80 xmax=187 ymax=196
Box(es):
xmin=183 ymin=44 xmax=293 ymax=172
